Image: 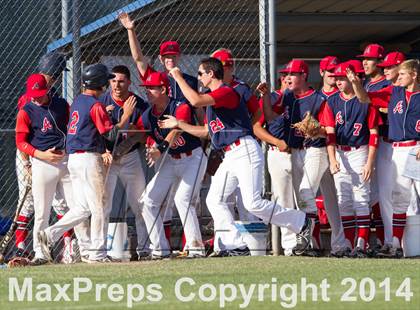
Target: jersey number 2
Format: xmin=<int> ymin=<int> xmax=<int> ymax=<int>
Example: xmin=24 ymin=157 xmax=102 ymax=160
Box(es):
xmin=68 ymin=111 xmax=79 ymax=135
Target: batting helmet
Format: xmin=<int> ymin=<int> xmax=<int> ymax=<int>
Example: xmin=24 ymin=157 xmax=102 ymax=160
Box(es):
xmin=82 ymin=64 xmax=115 ymax=89
xmin=38 ymin=52 xmax=69 ymax=79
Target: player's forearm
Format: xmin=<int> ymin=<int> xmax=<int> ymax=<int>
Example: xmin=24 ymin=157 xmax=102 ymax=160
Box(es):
xmin=327 ymin=144 xmax=337 ymax=163
xmin=178 ymin=121 xmax=209 ymax=139
xmin=367 ymin=129 xmax=378 ymax=166
xmin=127 ymin=28 xmax=148 ymax=76
xmin=352 ymin=80 xmax=370 ymax=104
xmin=252 ymin=123 xmax=281 ymax=145
xmin=16 ymin=133 xmax=36 ymax=157
xmin=261 ymin=93 xmax=279 ymax=123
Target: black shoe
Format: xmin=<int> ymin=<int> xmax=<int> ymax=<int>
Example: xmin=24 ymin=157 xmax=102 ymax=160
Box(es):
xmin=293 ymin=217 xmax=311 ymax=256
xmin=350 ymin=247 xmax=368 ymax=258
xmin=209 ymin=247 xmax=250 ymax=257
xmin=377 ymin=246 xmax=403 ymax=259
xmin=329 ymin=248 xmax=351 ymax=258
xmin=151 ymin=253 xmax=172 ymax=260
xmin=366 ymin=244 xmax=381 ymax=258
xmin=301 ymin=248 xmax=321 ymax=257
xmin=31 ymin=257 xmax=49 ymax=266
xmin=138 ymin=252 xmax=152 ymax=261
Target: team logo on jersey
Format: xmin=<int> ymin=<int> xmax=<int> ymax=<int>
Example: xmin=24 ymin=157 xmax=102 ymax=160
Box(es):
xmin=393 ymin=100 xmax=403 ymax=114
xmin=335 ymin=111 xmax=344 ymax=125
xmin=170 ymin=136 xmax=186 ymax=149
xmin=209 ymin=117 xmax=225 ymax=134
xmin=41 ymin=117 xmax=53 ymax=133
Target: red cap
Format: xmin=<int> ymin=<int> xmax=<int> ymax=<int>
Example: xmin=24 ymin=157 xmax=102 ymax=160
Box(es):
xmin=377 ymin=52 xmax=406 ymax=68
xmin=159 ymin=41 xmax=180 ymax=56
xmin=26 ymin=74 xmax=48 ymax=98
xmin=357 ymin=43 xmax=385 ymax=58
xmin=320 ymin=56 xmax=339 ymax=71
xmin=330 ymin=62 xmax=355 ymax=77
xmin=347 ymin=60 xmax=365 ymax=74
xmin=280 ymin=59 xmax=309 ymax=75
xmin=139 ymin=72 xmax=170 ymax=89
xmin=212 ymin=49 xmax=234 ymax=67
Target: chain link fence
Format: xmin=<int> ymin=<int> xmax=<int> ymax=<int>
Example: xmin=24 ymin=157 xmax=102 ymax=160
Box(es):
xmin=0 ymin=0 xmax=266 ymax=260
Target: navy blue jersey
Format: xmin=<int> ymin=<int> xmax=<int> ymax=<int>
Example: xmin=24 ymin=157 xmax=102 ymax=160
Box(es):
xmin=141 ymin=99 xmax=201 ymax=154
xmin=283 ymin=89 xmax=327 ymax=148
xmin=22 ymin=96 xmax=68 ymax=151
xmin=363 ymin=76 xmax=391 ymax=138
xmin=266 ymin=114 xmax=290 ymax=141
xmin=327 ymin=93 xmax=370 ymax=147
xmin=100 ymin=91 xmax=149 ymax=153
xmin=206 ymin=85 xmax=253 ymax=150
xmin=169 ymin=73 xmax=198 ymax=102
xmin=66 ymin=94 xmax=106 ymax=154
xmin=387 ymin=87 xmax=420 ymax=142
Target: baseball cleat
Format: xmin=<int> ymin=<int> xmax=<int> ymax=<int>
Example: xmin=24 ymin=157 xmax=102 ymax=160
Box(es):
xmin=31 ymin=257 xmax=49 ymax=266
xmin=329 ymin=248 xmax=352 ymax=258
xmin=137 ymin=252 xmax=152 ymax=261
xmin=209 ymin=247 xmax=250 ymax=257
xmin=37 ymin=231 xmax=53 ymax=262
xmin=151 ymin=253 xmax=172 ymax=260
xmin=376 ymin=245 xmax=403 ymax=259
xmin=86 ymin=256 xmax=121 ymax=264
xmin=293 ymin=217 xmax=312 ymax=256
xmin=349 ymin=247 xmax=368 ymax=258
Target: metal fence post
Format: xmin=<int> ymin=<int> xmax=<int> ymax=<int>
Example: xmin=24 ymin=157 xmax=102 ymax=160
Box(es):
xmin=72 ymin=0 xmax=81 ymax=96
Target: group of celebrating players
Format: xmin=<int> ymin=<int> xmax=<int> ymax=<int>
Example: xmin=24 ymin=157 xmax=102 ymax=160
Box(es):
xmin=11 ymin=12 xmax=419 ymax=265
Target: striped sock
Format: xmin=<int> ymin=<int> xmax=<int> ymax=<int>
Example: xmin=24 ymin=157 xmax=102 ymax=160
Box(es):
xmin=341 ymin=216 xmax=356 ymax=249
xmin=163 ymin=220 xmax=172 ymax=248
xmin=392 ymin=213 xmax=407 ymax=247
xmin=15 ymin=215 xmax=30 ymax=248
xmin=371 ymin=203 xmax=384 ymax=246
xmin=356 ymin=215 xmax=371 ymax=250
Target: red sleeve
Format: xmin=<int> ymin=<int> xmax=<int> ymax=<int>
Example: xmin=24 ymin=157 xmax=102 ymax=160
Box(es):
xmin=15 ymin=110 xmax=36 ymax=157
xmin=17 ymin=94 xmax=29 ymax=110
xmin=368 ymin=85 xmax=392 ymax=108
xmin=367 ymin=106 xmax=382 ymax=129
xmin=208 ymin=87 xmax=239 ymax=109
xmin=146 ymin=135 xmax=156 ymax=147
xmin=135 ymin=116 xmax=145 ymax=130
xmin=90 ymin=102 xmax=114 ymax=134
xmin=139 ymin=65 xmax=156 ymax=82
xmin=318 ymin=101 xmax=335 ymax=127
xmin=246 ymin=94 xmax=259 ymax=115
xmin=175 ymin=103 xmax=192 ymax=123
xmin=203 ymin=114 xmax=208 ymax=124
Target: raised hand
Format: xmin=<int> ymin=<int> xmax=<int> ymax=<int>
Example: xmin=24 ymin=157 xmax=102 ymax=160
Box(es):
xmin=256 ymin=82 xmax=269 ymax=96
xmin=118 ymin=12 xmax=135 ymax=30
xmin=123 ymin=95 xmax=136 ymax=117
xmin=169 ymin=67 xmax=182 ymax=80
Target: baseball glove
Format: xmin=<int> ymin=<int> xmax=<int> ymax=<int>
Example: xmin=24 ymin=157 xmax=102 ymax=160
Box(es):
xmin=292 ymin=112 xmax=321 ymax=138
xmin=206 ymin=149 xmax=224 ymax=176
xmin=7 ymin=256 xmax=32 ymax=268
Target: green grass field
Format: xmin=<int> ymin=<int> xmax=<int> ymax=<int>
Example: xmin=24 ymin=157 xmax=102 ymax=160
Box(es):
xmin=0 ymin=256 xmax=419 ymax=310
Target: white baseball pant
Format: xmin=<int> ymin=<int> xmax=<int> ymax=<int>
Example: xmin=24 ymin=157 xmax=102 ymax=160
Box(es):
xmin=44 ymin=152 xmax=106 ymax=260
xmin=141 ymin=147 xmax=207 ymax=256
xmin=291 ymin=147 xmax=329 ymax=214
xmin=15 ymin=150 xmax=34 ymax=217
xmin=319 ymin=170 xmax=347 ymax=253
xmin=391 ymin=144 xmax=420 ymax=214
xmin=376 ymin=138 xmax=394 ymax=245
xmin=206 ymin=135 xmax=306 ymax=252
xmin=104 ymin=150 xmax=149 ymax=255
xmin=333 ymin=145 xmax=371 ymax=249
xmin=267 ymin=147 xmax=296 ymax=253
xmin=227 ymin=187 xmax=260 ymax=221
xmin=31 ymin=155 xmax=90 ymax=259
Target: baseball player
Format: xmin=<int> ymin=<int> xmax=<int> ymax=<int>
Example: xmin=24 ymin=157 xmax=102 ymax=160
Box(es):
xmin=371 ymin=51 xmax=406 ymax=256
xmin=317 ymin=56 xmax=348 ymax=257
xmin=14 ymin=52 xmax=77 ymax=262
xmin=256 ymin=79 xmax=298 ymax=256
xmin=119 ymin=12 xmax=202 ymax=242
xmin=349 ymin=59 xmax=420 ymax=258
xmin=100 ymin=65 xmax=151 ymax=259
xmin=134 ymin=71 xmax=206 ymax=259
xmin=262 ymin=59 xmax=335 ymax=256
xmin=168 ymin=57 xmax=312 ymax=256
xmin=357 ymin=44 xmax=391 ymax=250
xmin=320 ymin=62 xmax=380 ymax=258
xmin=38 ymin=64 xmax=136 ymax=263
xmin=15 ymin=74 xmax=89 ymax=265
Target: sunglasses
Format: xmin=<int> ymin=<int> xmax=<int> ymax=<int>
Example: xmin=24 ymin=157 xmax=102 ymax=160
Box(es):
xmin=197 ymin=71 xmax=207 ymax=77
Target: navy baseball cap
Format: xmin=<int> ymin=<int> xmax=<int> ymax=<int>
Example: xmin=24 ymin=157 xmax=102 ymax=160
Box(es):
xmin=37 ymin=51 xmax=69 ymax=79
